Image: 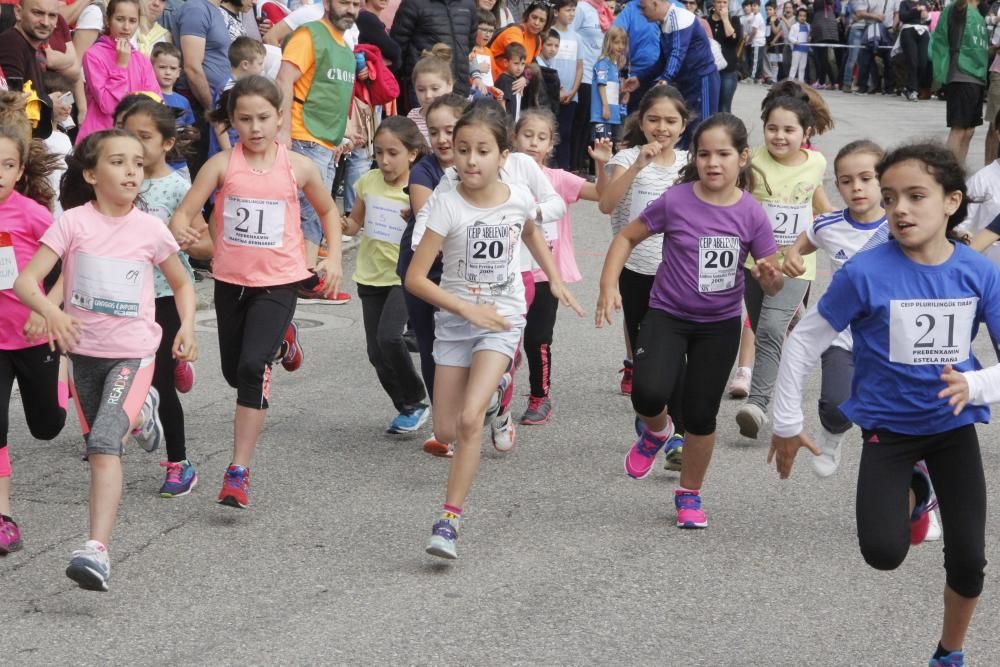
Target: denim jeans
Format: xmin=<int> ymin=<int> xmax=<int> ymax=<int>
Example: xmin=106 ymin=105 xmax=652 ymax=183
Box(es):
xmin=842 ymin=24 xmax=866 ymax=88
xmin=291 ymin=139 xmax=336 ymax=245
xmin=718 ymin=71 xmax=738 ymax=113
xmin=342 ymin=146 xmax=372 ymax=214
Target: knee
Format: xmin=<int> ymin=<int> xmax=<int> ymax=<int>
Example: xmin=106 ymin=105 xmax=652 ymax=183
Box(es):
xmin=860 ymin=535 xmax=908 ymax=572
xmin=236 ymin=356 xmax=267 ymax=390
xmin=817 ymin=400 xmax=851 ymax=434
xmin=27 ymin=413 xmax=66 ymax=441
xmin=631 ymin=380 xmax=667 ymax=420
xmin=376 ymin=329 xmax=404 ymax=353
xmin=683 ymin=412 xmax=717 ymax=436
xmin=945 ymin=554 xmax=986 ymax=598
xmin=457 ymin=409 xmax=484 ymax=440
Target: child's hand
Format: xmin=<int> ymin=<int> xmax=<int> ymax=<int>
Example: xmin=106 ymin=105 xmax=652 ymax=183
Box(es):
xmin=602 ymin=104 xmax=610 ymax=121
xmin=461 ymin=303 xmax=513 ymax=332
xmin=781 ymin=248 xmax=806 ymax=278
xmin=594 ymin=287 xmax=622 ymax=327
xmin=752 ymin=260 xmax=784 ymax=296
xmin=588 ymin=137 xmax=613 ymax=164
xmin=46 ymin=310 xmax=82 ymax=354
xmin=357 ymin=66 xmax=370 ymax=81
xmin=768 ymin=432 xmax=821 ymax=480
xmin=938 ymin=364 xmax=971 ymax=416
xmin=634 ymin=141 xmax=663 ymax=170
xmin=314 ymin=257 xmax=343 ymax=297
xmin=560 ymin=89 xmax=572 ymax=104
xmin=115 ymin=37 xmax=131 ymax=67
xmin=512 ymin=77 xmax=528 ymax=95
xmin=172 ymin=325 xmax=198 ymax=362
xmin=550 ymin=282 xmax=584 ymax=317
xmin=22 ymin=311 xmax=48 ymax=344
xmin=173 ymin=224 xmax=203 ymax=250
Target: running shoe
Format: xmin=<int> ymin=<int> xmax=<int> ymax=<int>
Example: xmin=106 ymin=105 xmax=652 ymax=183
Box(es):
xmin=217 ymin=465 xmax=250 ymax=509
xmin=910 ymin=462 xmax=937 ymax=546
xmin=727 ymin=367 xmax=751 ymax=398
xmin=281 ymin=321 xmax=303 ymax=372
xmin=663 ymin=434 xmax=684 ymax=472
xmin=675 ymin=489 xmax=708 ymax=529
xmin=159 ymin=460 xmax=198 ymax=498
xmin=426 ymin=517 xmax=459 ymax=560
xmin=132 ymin=388 xmax=163 ymax=453
xmin=66 ymin=540 xmax=110 ymax=592
xmin=520 ymin=395 xmax=552 ymax=425
xmin=422 ymin=435 xmax=453 ymax=457
xmin=0 ymin=516 xmax=22 ymax=555
xmin=735 ymin=403 xmax=768 ymax=439
xmin=485 ymin=373 xmax=511 ymax=425
xmin=387 ymin=404 xmax=430 ymax=434
xmin=812 ymin=428 xmax=848 ymax=478
xmin=174 ymin=360 xmax=195 ymax=393
xmin=492 ymin=412 xmax=515 ymax=452
xmin=624 ymin=419 xmax=673 ymax=479
xmin=297 ymin=282 xmax=351 ymax=305
xmin=929 ymin=651 xmax=965 ymax=666
xmin=926 ymin=508 xmax=942 ymax=542
xmin=618 ymin=363 xmax=633 ymax=396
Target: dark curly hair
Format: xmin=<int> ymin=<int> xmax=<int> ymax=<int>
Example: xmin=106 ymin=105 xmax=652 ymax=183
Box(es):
xmin=876 ymin=142 xmax=974 ymax=232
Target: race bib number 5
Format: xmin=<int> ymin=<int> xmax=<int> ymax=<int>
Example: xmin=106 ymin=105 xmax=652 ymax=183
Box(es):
xmin=698 ymin=236 xmax=739 ymax=292
xmin=223 ymin=195 xmax=284 ymax=248
xmin=889 ymin=298 xmax=978 ymax=365
xmin=763 ymin=201 xmax=810 ymax=246
xmin=465 ymin=224 xmax=509 ymax=284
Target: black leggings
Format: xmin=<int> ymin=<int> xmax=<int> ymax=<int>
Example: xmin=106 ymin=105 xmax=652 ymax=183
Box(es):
xmin=358 ymin=283 xmax=426 ymax=412
xmin=619 ymin=267 xmax=685 ymax=433
xmin=899 ymin=27 xmax=931 ymax=93
xmin=524 ymin=280 xmax=559 ymax=398
xmin=397 ymin=244 xmax=440 ymax=403
xmin=811 ymin=44 xmax=838 ymax=86
xmin=214 ymin=279 xmax=298 ymax=410
xmin=631 ymin=310 xmax=742 ymax=436
xmin=857 ymin=424 xmax=986 ymax=599
xmin=154 ymin=296 xmax=186 ymax=462
xmin=0 ymin=344 xmax=67 ymax=448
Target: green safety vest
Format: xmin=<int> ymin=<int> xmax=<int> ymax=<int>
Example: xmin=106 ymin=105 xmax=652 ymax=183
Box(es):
xmin=292 ymin=21 xmax=356 ymax=145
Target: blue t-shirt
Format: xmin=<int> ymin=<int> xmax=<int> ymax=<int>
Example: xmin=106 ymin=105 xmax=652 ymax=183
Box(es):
xmin=590 ymin=57 xmax=622 ymax=124
xmin=817 ymin=241 xmax=1000 ymax=435
xmin=163 ymin=91 xmax=195 ymax=126
xmin=176 ymin=0 xmax=231 ymax=99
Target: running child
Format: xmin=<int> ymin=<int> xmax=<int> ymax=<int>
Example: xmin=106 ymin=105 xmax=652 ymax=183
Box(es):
xmin=122 ymin=98 xmax=213 ymax=497
xmin=597 ymin=85 xmax=690 ymax=469
xmin=408 ymin=44 xmax=456 ymax=143
xmin=769 ymin=142 xmax=999 ymax=667
xmin=170 ymin=76 xmax=343 ymax=509
xmin=0 ymin=118 xmax=68 ymax=556
xmin=342 ymin=116 xmax=430 ymax=435
xmin=596 ymin=113 xmax=782 ymax=529
xmin=406 ymin=103 xmax=582 ymax=559
xmin=14 ymin=129 xmax=197 ymax=591
xmin=591 ymin=27 xmax=628 ymax=143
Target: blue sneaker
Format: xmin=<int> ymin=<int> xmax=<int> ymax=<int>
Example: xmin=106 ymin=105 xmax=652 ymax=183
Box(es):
xmin=159 ymin=460 xmax=198 ymax=498
xmin=930 ymin=651 xmax=965 ymax=666
xmin=387 ymin=404 xmax=430 ymax=434
xmin=624 ymin=419 xmax=673 ymax=479
xmin=663 ymin=434 xmax=684 ymax=471
xmin=426 ymin=517 xmax=459 ymax=559
xmin=66 ymin=540 xmax=110 ymax=592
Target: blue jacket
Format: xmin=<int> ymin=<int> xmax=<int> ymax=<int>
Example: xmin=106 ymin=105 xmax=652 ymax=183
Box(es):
xmin=613 ymin=1 xmax=663 ymax=83
xmin=657 ymin=5 xmax=718 ymax=84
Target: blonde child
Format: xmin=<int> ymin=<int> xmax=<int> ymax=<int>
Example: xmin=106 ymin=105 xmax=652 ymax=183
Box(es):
xmin=408 ymin=44 xmax=456 ymax=143
xmin=590 ymin=26 xmax=628 ymax=143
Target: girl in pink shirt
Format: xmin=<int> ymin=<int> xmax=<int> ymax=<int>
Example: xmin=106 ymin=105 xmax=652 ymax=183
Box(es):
xmin=77 ymin=0 xmax=161 ymax=144
xmin=170 ymin=76 xmax=344 ymax=511
xmin=0 ymin=121 xmax=69 ymax=557
xmin=14 ymin=129 xmax=198 ymax=592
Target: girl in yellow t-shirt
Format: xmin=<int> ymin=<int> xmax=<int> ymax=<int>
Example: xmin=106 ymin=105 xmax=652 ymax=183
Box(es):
xmin=343 ymin=116 xmax=430 ymax=435
xmin=735 ymin=95 xmax=833 ymax=440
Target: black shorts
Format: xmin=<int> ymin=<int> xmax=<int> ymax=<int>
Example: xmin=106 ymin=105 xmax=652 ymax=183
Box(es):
xmin=945 ymin=81 xmax=985 ymax=129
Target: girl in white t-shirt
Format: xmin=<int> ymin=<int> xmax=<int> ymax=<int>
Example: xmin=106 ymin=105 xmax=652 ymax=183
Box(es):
xmin=598 ymin=85 xmax=690 ymax=470
xmin=405 ymin=103 xmax=582 ymax=561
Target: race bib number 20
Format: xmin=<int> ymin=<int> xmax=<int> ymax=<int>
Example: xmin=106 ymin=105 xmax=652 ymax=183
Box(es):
xmin=698 ymin=236 xmax=739 ymax=292
xmin=889 ymin=298 xmax=978 ymax=365
xmin=465 ymin=224 xmax=510 ymax=284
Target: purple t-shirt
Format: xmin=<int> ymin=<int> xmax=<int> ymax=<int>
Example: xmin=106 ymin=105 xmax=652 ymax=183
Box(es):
xmin=640 ymin=181 xmax=776 ymax=323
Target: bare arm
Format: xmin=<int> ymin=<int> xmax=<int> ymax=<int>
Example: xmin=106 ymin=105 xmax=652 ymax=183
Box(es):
xmin=263 ymin=19 xmax=293 ymax=47
xmin=13 ymin=245 xmax=82 ymax=353
xmin=170 ymin=154 xmax=227 ymax=245
xmin=595 ymin=219 xmax=653 ymax=326
xmin=295 ymin=152 xmax=344 ymax=291
xmin=275 ymin=61 xmax=302 ymax=146
xmin=180 ymin=35 xmax=213 ymax=110
xmin=344 ymin=196 xmax=365 ymax=236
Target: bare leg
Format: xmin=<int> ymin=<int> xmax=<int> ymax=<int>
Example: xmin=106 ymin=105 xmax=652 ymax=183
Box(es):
xmin=232 ymin=405 xmax=266 ymax=467
xmin=986 ymin=124 xmax=998 ymax=166
xmin=88 ymin=454 xmax=123 ymax=546
xmin=737 ymin=326 xmax=755 ymax=369
xmin=946 ymin=127 xmax=975 ymax=165
xmin=678 ymin=433 xmax=715 ymax=490
xmin=0 ymin=476 xmax=10 ymax=517
xmin=941 ymin=585 xmax=979 ymax=652
xmin=638 ymin=408 xmax=670 ymax=434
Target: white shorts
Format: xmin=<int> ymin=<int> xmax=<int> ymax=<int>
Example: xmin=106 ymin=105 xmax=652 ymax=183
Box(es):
xmin=432 ymin=311 xmax=525 ymax=368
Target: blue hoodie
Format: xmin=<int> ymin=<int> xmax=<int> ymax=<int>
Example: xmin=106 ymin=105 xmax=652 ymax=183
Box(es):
xmin=656 ymin=5 xmax=718 ymax=85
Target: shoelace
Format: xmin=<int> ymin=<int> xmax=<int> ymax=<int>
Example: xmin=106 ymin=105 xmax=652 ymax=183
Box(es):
xmin=160 ymin=461 xmax=183 ymax=485
xmin=225 ymin=468 xmax=247 ymax=489
xmin=526 ymin=396 xmax=545 ymax=412
xmin=634 ymin=433 xmax=664 ymax=457
xmin=431 ymin=520 xmax=457 ymax=540
xmin=676 ymin=493 xmax=701 ymax=511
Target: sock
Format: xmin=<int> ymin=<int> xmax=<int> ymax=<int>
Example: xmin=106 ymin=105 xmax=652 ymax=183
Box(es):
xmin=933 ymin=642 xmax=957 ymax=659
xmin=0 ymin=445 xmax=10 ymax=477
xmin=649 ymin=426 xmax=671 ymax=439
xmin=677 ymin=486 xmax=700 ymax=496
xmin=1 ymin=514 xmax=12 ymax=523
xmin=739 ymin=366 xmax=751 ymax=375
xmin=442 ymin=504 xmax=463 ymax=521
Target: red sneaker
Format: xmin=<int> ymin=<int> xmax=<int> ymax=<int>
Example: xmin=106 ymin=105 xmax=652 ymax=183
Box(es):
xmin=174 ymin=360 xmax=195 ymax=394
xmin=618 ymin=365 xmax=633 ymax=396
xmin=422 ymin=436 xmax=453 ymax=458
xmin=297 ymin=282 xmax=351 ymax=305
xmin=281 ymin=322 xmax=303 ymax=372
xmin=217 ymin=465 xmax=250 ymax=508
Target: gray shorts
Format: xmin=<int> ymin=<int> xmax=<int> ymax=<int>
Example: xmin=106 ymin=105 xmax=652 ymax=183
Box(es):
xmin=432 ymin=311 xmax=525 ymax=368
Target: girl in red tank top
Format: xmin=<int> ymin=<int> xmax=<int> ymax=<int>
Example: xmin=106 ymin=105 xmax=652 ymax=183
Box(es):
xmin=170 ymin=76 xmax=344 ymax=510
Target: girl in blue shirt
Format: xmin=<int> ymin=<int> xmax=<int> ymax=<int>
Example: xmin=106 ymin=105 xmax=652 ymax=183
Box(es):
xmin=589 ymin=27 xmax=627 ymax=142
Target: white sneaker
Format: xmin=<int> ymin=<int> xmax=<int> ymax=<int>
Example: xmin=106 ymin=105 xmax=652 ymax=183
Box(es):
xmin=735 ymin=403 xmax=768 ymax=439
xmin=133 ymin=388 xmax=163 ymax=452
xmin=812 ymin=428 xmax=847 ymax=478
xmin=66 ymin=540 xmax=111 ymax=592
xmin=491 ymin=412 xmax=515 ymax=452
xmin=926 ymin=508 xmax=942 ymax=542
xmin=727 ymin=367 xmax=752 ymax=398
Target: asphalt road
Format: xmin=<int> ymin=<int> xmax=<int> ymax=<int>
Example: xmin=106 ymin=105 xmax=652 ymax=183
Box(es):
xmin=3 ymin=85 xmax=998 ymax=666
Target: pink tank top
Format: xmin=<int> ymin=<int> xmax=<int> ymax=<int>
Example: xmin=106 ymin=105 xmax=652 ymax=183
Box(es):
xmin=212 ymin=143 xmax=311 ymax=287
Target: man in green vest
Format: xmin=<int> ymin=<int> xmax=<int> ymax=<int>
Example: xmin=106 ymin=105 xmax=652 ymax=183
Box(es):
xmin=929 ymin=0 xmax=988 ymax=164
xmin=277 ymin=0 xmax=360 ymax=301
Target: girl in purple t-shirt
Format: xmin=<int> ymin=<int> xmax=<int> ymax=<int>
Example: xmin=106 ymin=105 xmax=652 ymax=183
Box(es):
xmin=595 ymin=113 xmax=783 ymax=530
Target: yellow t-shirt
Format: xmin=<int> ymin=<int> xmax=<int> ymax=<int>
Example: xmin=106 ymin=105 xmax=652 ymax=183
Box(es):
xmin=282 ymin=21 xmax=347 ymax=150
xmin=352 ymin=170 xmax=409 ymax=287
xmin=747 ymin=145 xmax=827 ymax=281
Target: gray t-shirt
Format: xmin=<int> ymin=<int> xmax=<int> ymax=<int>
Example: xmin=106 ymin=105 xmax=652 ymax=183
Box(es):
xmin=177 ymin=0 xmax=232 ymax=98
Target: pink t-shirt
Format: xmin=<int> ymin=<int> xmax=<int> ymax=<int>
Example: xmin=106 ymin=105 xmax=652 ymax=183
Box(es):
xmin=0 ymin=192 xmax=53 ymax=350
xmin=40 ymin=202 xmax=179 ymax=359
xmin=531 ymin=167 xmax=585 ymax=284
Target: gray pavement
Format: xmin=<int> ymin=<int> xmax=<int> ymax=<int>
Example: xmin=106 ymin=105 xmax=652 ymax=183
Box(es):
xmin=3 ymin=87 xmax=1000 ymax=666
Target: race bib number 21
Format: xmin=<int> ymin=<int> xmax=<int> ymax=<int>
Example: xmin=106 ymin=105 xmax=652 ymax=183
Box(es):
xmin=889 ymin=298 xmax=978 ymax=365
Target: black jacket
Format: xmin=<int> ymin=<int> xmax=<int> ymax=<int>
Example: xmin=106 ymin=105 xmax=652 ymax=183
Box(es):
xmin=390 ymin=0 xmax=477 ymax=94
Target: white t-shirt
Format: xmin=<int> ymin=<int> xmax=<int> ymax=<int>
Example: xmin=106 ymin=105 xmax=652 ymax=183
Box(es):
xmin=963 ymin=160 xmax=1000 ymax=264
xmin=424 ymin=184 xmax=536 ymax=317
xmin=284 ymin=4 xmax=359 ymax=46
xmin=750 ymin=13 xmax=767 ymax=47
xmin=76 ymin=4 xmax=104 ymax=31
xmin=44 ymin=130 xmax=72 ymax=219
xmin=605 ymin=147 xmax=689 ymax=275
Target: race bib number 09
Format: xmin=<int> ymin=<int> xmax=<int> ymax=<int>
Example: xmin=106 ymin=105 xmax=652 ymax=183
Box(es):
xmin=222 ymin=195 xmax=284 ymax=248
xmin=763 ymin=201 xmax=810 ymax=246
xmin=465 ymin=224 xmax=509 ymax=284
xmin=70 ymin=252 xmax=145 ymax=318
xmin=698 ymin=236 xmax=739 ymax=292
xmin=889 ymin=298 xmax=978 ymax=365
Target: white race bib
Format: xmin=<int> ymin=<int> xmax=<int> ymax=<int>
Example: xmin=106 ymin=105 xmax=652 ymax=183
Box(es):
xmin=363 ymin=195 xmax=407 ymax=245
xmin=541 ymin=220 xmax=559 ymax=244
xmin=889 ymin=298 xmax=978 ymax=365
xmin=605 ymin=81 xmax=620 ymax=106
xmin=475 ymin=54 xmax=494 ymax=86
xmin=763 ymin=201 xmax=810 ymax=246
xmin=628 ymin=186 xmax=663 ymax=224
xmin=556 ymin=39 xmax=578 ymax=62
xmin=70 ymin=252 xmax=145 ymax=318
xmin=465 ymin=223 xmax=510 ymax=284
xmin=222 ymin=195 xmax=285 ymax=248
xmin=0 ymin=232 xmax=16 ymax=291
xmin=698 ymin=236 xmax=740 ymax=292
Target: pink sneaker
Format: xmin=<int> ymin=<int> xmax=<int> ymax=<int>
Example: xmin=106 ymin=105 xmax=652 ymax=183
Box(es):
xmin=174 ymin=360 xmax=195 ymax=394
xmin=618 ymin=365 xmax=633 ymax=396
xmin=675 ymin=490 xmax=708 ymax=528
xmin=0 ymin=515 xmax=22 ymax=555
xmin=624 ymin=419 xmax=674 ymax=479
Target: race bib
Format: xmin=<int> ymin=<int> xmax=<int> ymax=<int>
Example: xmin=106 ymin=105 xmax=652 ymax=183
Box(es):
xmin=0 ymin=232 xmax=16 ymax=291
xmin=628 ymin=186 xmax=663 ymax=224
xmin=889 ymin=298 xmax=978 ymax=365
xmin=465 ymin=223 xmax=510 ymax=284
xmin=70 ymin=252 xmax=145 ymax=318
xmin=763 ymin=201 xmax=810 ymax=246
xmin=222 ymin=195 xmax=284 ymax=248
xmin=556 ymin=39 xmax=578 ymax=62
xmin=698 ymin=236 xmax=740 ymax=293
xmin=476 ymin=54 xmax=494 ymax=86
xmin=363 ymin=195 xmax=407 ymax=245
xmin=541 ymin=220 xmax=559 ymax=244
xmin=605 ymin=81 xmax=620 ymax=106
